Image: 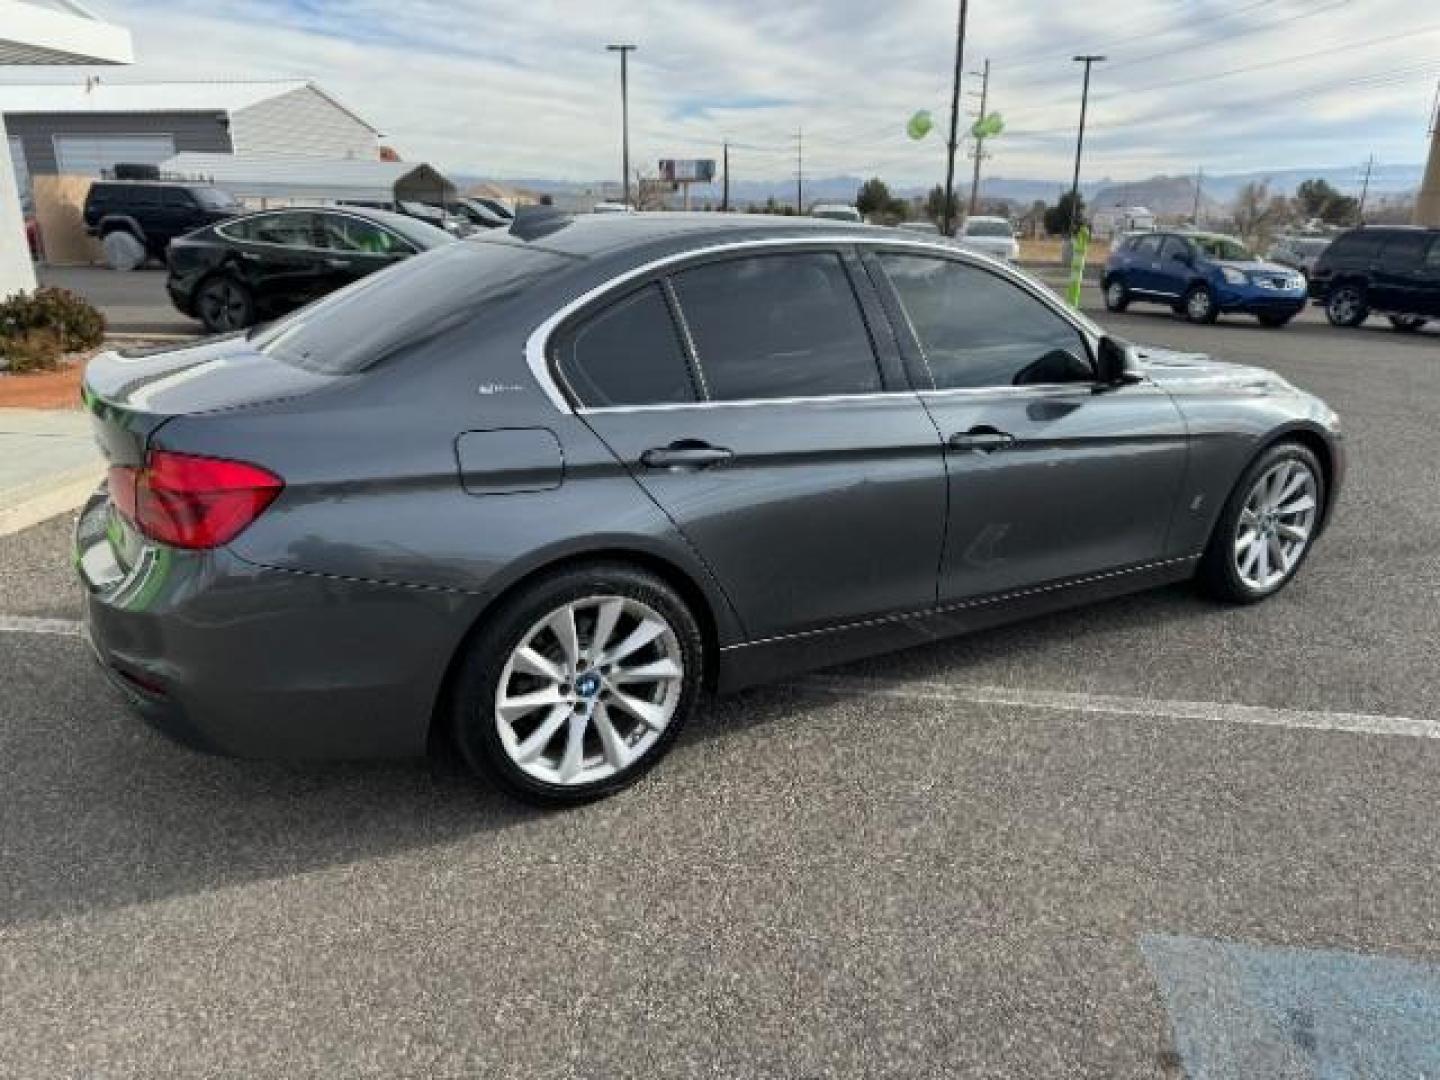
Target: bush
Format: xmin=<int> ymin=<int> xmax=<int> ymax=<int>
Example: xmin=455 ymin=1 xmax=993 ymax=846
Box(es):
xmin=1 ymin=328 xmax=65 ymax=373
xmin=0 ymin=287 xmax=106 ymax=369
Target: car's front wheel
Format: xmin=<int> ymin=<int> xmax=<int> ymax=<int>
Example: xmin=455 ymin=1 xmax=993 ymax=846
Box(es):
xmin=1198 ymin=441 xmax=1324 ymax=604
xmin=1103 ymin=277 xmax=1130 ymax=312
xmin=195 ymin=275 xmax=256 ymax=334
xmin=450 ymin=564 xmax=705 ymax=805
xmin=1388 ymin=314 xmax=1427 ymax=332
xmin=1325 ymin=283 xmax=1368 ymax=327
xmin=1183 ymin=284 xmax=1218 ymax=324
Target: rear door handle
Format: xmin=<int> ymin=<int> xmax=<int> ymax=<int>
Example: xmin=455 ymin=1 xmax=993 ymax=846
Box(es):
xmin=640 ymin=441 xmax=734 ymax=470
xmin=948 ymin=427 xmax=1014 ymax=453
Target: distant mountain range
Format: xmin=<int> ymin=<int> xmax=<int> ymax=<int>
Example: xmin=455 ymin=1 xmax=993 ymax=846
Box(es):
xmin=456 ymin=163 xmax=1423 ymax=212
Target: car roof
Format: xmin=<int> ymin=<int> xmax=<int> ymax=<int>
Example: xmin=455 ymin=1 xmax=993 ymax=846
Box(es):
xmin=499 ymin=211 xmax=878 ymax=258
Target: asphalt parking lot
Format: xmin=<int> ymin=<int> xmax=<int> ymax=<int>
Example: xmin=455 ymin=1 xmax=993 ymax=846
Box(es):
xmin=2 ymin=300 xmax=1439 ymax=1077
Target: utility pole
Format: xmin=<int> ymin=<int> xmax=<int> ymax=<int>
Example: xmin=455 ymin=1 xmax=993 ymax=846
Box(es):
xmin=722 ymin=141 xmax=730 ymax=212
xmin=606 ymin=44 xmax=636 ymax=207
xmin=966 ymin=57 xmax=991 ymax=217
xmin=1357 ymin=153 xmax=1375 ymax=225
xmin=795 ymin=128 xmax=804 ymax=212
xmin=1192 ymin=166 xmax=1204 ymax=225
xmin=941 ymin=0 xmax=970 ymax=237
xmin=1068 ymin=54 xmax=1105 ymax=236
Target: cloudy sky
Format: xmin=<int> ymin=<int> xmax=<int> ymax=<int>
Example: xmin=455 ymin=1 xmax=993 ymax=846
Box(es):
xmin=16 ymin=0 xmax=1440 ymax=185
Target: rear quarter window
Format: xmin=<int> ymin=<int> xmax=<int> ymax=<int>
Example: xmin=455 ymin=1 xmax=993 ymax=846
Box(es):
xmin=1327 ymin=231 xmax=1383 ymax=261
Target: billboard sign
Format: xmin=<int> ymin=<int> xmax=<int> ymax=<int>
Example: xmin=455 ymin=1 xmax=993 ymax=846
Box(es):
xmin=658 ymin=159 xmax=716 ymax=183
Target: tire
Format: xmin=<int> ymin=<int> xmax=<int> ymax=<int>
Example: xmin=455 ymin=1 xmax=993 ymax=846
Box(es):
xmin=1197 ymin=441 xmax=1325 ymax=605
xmin=195 ymin=275 xmax=256 ymax=334
xmin=1388 ymin=314 xmax=1427 ymax=332
xmin=101 ymin=229 xmax=146 ymax=271
xmin=1183 ymin=284 xmax=1219 ymax=324
xmin=1103 ymin=276 xmax=1130 ymax=312
xmin=450 ymin=563 xmax=706 ymax=805
xmin=1325 ymin=283 xmax=1368 ymax=327
xmin=1257 ymin=312 xmax=1294 ymax=328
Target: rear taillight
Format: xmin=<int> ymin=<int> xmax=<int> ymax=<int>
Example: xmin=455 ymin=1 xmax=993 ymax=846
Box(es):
xmin=108 ymin=451 xmax=283 ymax=550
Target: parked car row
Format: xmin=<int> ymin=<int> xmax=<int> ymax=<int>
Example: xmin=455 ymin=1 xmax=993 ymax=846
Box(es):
xmin=1104 ymin=225 xmax=1440 ymax=334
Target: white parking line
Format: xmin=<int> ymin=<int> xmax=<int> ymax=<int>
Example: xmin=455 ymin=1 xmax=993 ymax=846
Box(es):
xmin=807 ymin=676 xmax=1437 ymax=741
xmin=0 ymin=615 xmax=83 ymax=638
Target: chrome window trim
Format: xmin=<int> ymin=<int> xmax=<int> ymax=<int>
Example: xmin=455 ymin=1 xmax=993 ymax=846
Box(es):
xmin=214 ymin=208 xmax=415 ymax=257
xmin=524 ymin=234 xmax=1103 ymax=414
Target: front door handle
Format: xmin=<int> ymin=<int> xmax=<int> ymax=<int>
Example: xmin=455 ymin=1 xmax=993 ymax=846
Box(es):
xmin=640 ymin=440 xmax=734 ymax=471
xmin=325 ymin=258 xmax=352 ymax=269
xmin=948 ymin=426 xmax=1015 ymax=453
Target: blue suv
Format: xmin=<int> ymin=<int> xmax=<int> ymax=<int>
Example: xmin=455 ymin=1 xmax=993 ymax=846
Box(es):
xmin=1103 ymin=231 xmax=1307 ymax=327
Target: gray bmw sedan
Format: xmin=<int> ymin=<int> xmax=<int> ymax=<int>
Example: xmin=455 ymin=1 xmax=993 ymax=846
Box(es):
xmin=77 ymin=213 xmax=1343 ymax=804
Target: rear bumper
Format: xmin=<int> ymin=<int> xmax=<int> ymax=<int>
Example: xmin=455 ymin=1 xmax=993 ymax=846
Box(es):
xmin=77 ymin=491 xmax=479 ymax=760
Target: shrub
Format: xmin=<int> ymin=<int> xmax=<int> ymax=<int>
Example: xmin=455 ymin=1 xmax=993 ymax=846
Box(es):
xmin=0 ymin=287 xmax=106 ymax=363
xmin=1 ymin=328 xmax=65 ymax=374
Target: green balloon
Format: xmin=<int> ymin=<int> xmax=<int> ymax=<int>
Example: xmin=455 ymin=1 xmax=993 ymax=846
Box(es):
xmin=971 ymin=112 xmax=1005 ymax=140
xmin=906 ymin=110 xmax=934 ymax=140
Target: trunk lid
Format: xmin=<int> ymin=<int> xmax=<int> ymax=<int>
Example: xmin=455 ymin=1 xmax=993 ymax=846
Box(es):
xmin=83 ymin=334 xmax=344 ymax=465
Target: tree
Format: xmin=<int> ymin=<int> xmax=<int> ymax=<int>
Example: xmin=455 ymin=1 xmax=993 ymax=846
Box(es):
xmin=1231 ymin=181 xmax=1294 ymax=248
xmin=855 ymin=177 xmax=893 ymax=218
xmin=1294 ymin=177 xmax=1359 ymax=224
xmin=925 ymin=184 xmax=959 ymax=226
xmin=1043 ymin=192 xmax=1086 ymax=236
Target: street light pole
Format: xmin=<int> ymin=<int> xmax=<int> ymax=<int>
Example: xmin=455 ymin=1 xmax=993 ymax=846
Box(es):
xmin=941 ymin=0 xmax=970 ymax=237
xmin=967 ymin=57 xmax=991 ymax=218
xmin=607 ymin=44 xmax=636 ymax=207
xmin=1068 ymin=54 xmax=1105 ymax=236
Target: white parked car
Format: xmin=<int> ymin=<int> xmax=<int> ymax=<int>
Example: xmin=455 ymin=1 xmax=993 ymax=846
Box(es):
xmin=955 ymin=216 xmax=1020 ymax=261
xmin=810 ymin=203 xmax=864 ymax=223
xmin=592 ymin=202 xmax=635 ymax=214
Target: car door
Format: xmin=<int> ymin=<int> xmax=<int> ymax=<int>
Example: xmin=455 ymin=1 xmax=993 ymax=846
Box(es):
xmin=566 ymin=247 xmax=948 ymax=641
xmin=311 ymin=212 xmax=415 ymax=293
xmin=870 ymin=250 xmax=1189 ymax=604
xmin=1124 ymin=234 xmax=1165 ymax=295
xmin=1152 ymin=235 xmax=1196 ymax=299
xmin=220 ymin=211 xmax=331 ymax=313
xmin=1370 ymin=231 xmax=1431 ymax=315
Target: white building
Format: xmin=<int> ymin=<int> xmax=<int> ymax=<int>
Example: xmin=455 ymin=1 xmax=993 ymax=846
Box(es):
xmin=2 ymin=79 xmax=383 ymax=193
xmin=1 ymin=0 xmax=133 ymax=297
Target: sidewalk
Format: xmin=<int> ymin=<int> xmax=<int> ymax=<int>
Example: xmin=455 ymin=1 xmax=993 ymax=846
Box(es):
xmin=0 ymin=408 xmax=100 ymax=538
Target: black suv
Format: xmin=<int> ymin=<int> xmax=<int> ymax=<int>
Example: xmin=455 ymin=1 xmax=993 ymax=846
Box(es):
xmin=83 ymin=181 xmax=241 ymax=264
xmin=1307 ymin=226 xmax=1440 ymax=332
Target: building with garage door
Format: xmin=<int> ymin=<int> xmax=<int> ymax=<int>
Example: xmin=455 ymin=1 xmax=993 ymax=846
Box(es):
xmin=1 ymin=78 xmax=383 ymax=205
xmin=1 ymin=1 xmax=133 ymax=296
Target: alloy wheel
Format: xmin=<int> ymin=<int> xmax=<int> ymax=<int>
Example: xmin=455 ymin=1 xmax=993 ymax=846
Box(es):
xmin=494 ymin=595 xmax=684 ymax=786
xmin=201 ymin=281 xmax=248 ymax=331
xmin=1329 ymin=288 xmax=1362 ymax=326
xmin=1186 ymin=288 xmax=1212 ymax=321
xmin=1106 ymin=281 xmax=1126 ymax=309
xmin=1233 ymin=459 xmax=1318 ymax=592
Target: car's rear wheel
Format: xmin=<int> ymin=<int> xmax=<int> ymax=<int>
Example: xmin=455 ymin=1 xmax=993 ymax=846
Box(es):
xmin=1103 ymin=277 xmax=1130 ymax=312
xmin=1183 ymin=284 xmax=1218 ymax=324
xmin=1325 ymin=283 xmax=1368 ymax=327
xmin=1256 ymin=312 xmax=1294 ymax=328
xmin=450 ymin=564 xmax=705 ymax=805
xmin=1198 ymin=441 xmax=1324 ymax=604
xmin=195 ymin=275 xmax=256 ymax=334
xmin=1388 ymin=313 xmax=1427 ymax=332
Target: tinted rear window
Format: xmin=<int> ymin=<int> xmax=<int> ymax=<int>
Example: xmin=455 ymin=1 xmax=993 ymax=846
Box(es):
xmin=251 ymin=240 xmax=572 ymax=374
xmin=1328 ymin=230 xmax=1384 ymax=260
xmin=671 ymin=252 xmax=882 ymax=401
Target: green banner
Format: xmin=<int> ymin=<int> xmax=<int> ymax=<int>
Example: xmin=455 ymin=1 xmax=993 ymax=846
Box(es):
xmin=1066 ymin=225 xmax=1090 ymax=309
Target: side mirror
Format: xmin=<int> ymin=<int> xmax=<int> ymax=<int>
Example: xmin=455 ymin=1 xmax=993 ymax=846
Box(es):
xmin=1094 ymin=335 xmax=1136 ymax=388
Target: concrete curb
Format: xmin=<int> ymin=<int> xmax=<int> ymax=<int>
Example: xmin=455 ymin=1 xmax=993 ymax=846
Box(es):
xmin=0 ymin=465 xmax=98 ymax=538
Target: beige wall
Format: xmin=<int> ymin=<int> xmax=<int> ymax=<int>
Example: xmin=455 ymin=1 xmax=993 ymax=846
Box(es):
xmin=32 ymin=174 xmax=99 ymax=266
xmin=1414 ymin=128 xmax=1440 ymax=228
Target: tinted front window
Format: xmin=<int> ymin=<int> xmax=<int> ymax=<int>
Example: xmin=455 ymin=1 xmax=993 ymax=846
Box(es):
xmin=191 ymin=187 xmax=239 ymax=210
xmin=315 ymin=214 xmax=413 ymax=255
xmin=671 ymin=253 xmax=882 ymax=401
xmin=162 ymin=188 xmax=195 ymax=209
xmin=881 ymin=255 xmax=1092 ymax=389
xmin=1193 ymin=236 xmax=1253 ymax=261
xmin=1159 ymin=236 xmax=1192 ymax=260
xmin=1328 ymin=230 xmax=1383 ymax=261
xmin=559 ymin=285 xmax=696 ymax=407
xmin=252 ymin=239 xmax=571 ymax=374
